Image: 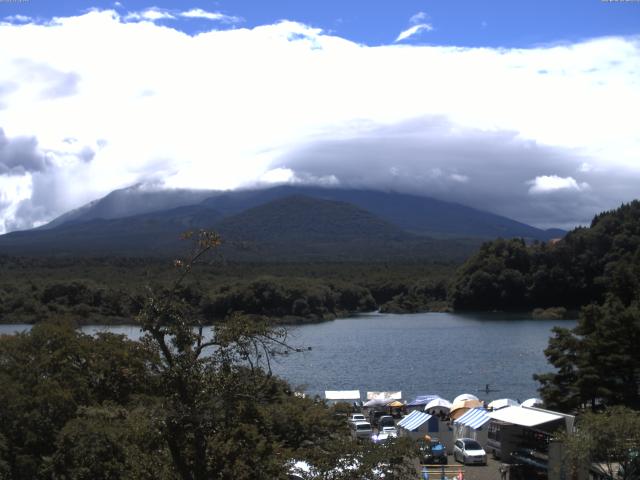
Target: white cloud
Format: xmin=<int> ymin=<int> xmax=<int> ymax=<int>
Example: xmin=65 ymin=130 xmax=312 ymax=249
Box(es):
xmin=395 ymin=24 xmax=433 ymax=43
xmin=4 ymin=15 xmax=32 ymax=23
xmin=528 ymin=175 xmax=590 ymax=194
xmin=409 ymin=12 xmax=429 ymax=25
xmin=0 ymin=10 xmax=638 ymax=232
xmin=450 ymin=174 xmax=469 ymax=183
xmin=179 ymin=9 xmax=242 ymax=23
xmin=124 ymin=8 xmax=175 ymax=22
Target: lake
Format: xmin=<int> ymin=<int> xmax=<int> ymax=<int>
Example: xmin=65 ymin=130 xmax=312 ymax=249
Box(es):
xmin=0 ymin=312 xmax=575 ymax=404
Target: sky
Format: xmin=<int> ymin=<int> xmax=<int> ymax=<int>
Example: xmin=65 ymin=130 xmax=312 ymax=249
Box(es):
xmin=0 ymin=1 xmax=639 ymax=233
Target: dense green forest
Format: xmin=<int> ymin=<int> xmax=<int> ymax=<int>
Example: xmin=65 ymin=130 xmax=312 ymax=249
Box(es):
xmin=449 ymin=201 xmax=640 ymax=412
xmin=0 ymin=256 xmax=454 ymax=325
xmin=450 ymin=201 xmax=640 ymax=311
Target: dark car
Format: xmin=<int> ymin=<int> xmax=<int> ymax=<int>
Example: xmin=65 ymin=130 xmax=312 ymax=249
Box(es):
xmin=421 ymin=439 xmax=448 ymax=465
xmin=377 ymin=415 xmax=395 ymax=429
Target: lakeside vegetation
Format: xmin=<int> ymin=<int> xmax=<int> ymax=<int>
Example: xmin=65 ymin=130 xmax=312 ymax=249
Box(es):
xmin=0 ymin=257 xmax=455 ymax=325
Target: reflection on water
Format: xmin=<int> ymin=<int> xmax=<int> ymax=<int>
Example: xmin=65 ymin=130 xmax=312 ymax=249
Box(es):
xmin=0 ymin=312 xmax=575 ymax=403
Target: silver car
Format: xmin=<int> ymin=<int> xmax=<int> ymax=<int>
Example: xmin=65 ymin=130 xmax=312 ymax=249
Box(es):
xmin=453 ymin=438 xmax=487 ymax=465
xmin=351 ymin=421 xmax=373 ymax=440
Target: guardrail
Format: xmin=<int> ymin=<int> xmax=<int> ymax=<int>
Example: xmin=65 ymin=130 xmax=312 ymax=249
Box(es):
xmin=419 ymin=464 xmax=465 ymax=479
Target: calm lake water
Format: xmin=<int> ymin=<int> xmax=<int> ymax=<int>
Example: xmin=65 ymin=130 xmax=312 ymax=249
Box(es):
xmin=0 ymin=312 xmax=575 ymax=404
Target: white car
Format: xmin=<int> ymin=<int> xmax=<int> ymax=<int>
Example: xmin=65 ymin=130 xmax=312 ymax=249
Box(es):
xmin=453 ymin=438 xmax=487 ymax=465
xmin=348 ymin=413 xmax=366 ymax=424
xmin=351 ymin=421 xmax=373 ymax=440
xmin=380 ymin=426 xmax=398 ymax=437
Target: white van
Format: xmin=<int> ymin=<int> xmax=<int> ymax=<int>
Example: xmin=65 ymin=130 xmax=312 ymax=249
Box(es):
xmin=351 ymin=421 xmax=372 ymax=440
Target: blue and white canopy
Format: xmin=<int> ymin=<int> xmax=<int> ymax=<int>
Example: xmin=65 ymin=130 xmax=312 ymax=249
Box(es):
xmin=453 ymin=408 xmax=490 ymax=430
xmin=407 ymin=395 xmax=441 ymax=407
xmin=397 ymin=410 xmax=432 ymax=431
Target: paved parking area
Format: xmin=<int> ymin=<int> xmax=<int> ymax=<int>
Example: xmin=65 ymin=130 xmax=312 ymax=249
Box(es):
xmin=419 ymin=456 xmax=502 ymax=480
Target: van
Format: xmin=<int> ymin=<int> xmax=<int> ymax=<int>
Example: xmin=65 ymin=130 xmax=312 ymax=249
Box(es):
xmin=351 ymin=421 xmax=372 ymax=440
xmin=377 ymin=415 xmax=395 ymax=429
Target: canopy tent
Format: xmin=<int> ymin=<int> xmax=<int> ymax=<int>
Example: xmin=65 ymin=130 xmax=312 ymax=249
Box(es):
xmin=488 ymin=398 xmax=520 ymax=410
xmin=387 ymin=401 xmax=404 ymax=407
xmin=407 ymin=395 xmax=441 ymax=407
xmin=453 ymin=408 xmax=490 ymax=430
xmin=324 ymin=390 xmax=360 ymax=402
xmin=397 ymin=410 xmax=432 ymax=431
xmin=424 ymin=398 xmax=452 ymax=412
xmin=450 ymin=399 xmax=483 ymax=420
xmin=521 ymin=398 xmax=544 ymax=408
xmin=488 ymin=406 xmax=563 ymax=428
xmin=453 ymin=393 xmax=479 ymax=403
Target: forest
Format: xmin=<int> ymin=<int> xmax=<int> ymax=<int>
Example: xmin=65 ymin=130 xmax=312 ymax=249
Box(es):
xmin=0 ymin=257 xmax=453 ymax=325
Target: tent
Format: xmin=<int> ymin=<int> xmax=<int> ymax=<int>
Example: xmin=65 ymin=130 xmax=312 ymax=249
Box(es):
xmin=397 ymin=410 xmax=433 ymax=439
xmin=488 ymin=398 xmax=520 ymax=410
xmin=407 ymin=395 xmax=441 ymax=408
xmin=387 ymin=400 xmax=404 ymax=408
xmin=450 ymin=399 xmax=483 ymax=420
xmin=453 ymin=393 xmax=479 ymax=403
xmin=324 ymin=390 xmax=360 ymax=402
xmin=453 ymin=408 xmax=490 ymax=445
xmin=521 ymin=398 xmax=543 ymax=408
xmin=424 ymin=398 xmax=452 ymax=413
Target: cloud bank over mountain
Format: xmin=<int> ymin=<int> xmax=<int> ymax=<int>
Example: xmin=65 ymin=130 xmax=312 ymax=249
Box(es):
xmin=0 ymin=9 xmax=638 ymax=233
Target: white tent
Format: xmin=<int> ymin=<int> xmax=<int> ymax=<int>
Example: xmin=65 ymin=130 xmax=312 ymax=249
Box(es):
xmin=324 ymin=390 xmax=361 ymax=402
xmin=521 ymin=398 xmax=543 ymax=408
xmin=423 ymin=397 xmax=452 ymax=412
xmin=453 ymin=393 xmax=479 ymax=403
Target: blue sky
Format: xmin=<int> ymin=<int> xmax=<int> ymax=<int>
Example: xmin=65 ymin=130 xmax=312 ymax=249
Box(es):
xmin=3 ymin=0 xmax=639 ymax=47
xmin=0 ymin=1 xmax=639 ymax=233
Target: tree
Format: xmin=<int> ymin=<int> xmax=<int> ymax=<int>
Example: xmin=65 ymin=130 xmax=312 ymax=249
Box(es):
xmin=535 ymin=296 xmax=640 ymax=411
xmin=560 ymin=407 xmax=640 ymax=480
xmin=136 ymin=231 xmax=417 ymax=479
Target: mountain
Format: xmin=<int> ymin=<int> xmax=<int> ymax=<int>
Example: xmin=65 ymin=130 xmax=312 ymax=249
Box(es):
xmin=42 ymin=184 xmax=564 ymax=241
xmin=0 ymin=205 xmax=222 ymax=256
xmin=0 ymin=195 xmax=480 ymax=261
xmin=42 ymin=184 xmax=218 ymax=230
xmin=199 ymin=185 xmax=563 ymax=240
xmin=0 ymin=184 xmax=566 ymax=260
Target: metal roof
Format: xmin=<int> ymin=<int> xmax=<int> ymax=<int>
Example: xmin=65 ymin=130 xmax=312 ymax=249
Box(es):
xmin=487 ymin=406 xmax=563 ymax=427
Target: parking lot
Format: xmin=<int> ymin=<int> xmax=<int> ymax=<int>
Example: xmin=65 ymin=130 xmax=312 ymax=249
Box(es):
xmin=419 ymin=457 xmax=501 ymax=480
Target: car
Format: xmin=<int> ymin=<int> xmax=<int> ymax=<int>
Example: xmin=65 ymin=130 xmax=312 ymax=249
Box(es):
xmin=421 ymin=439 xmax=448 ymax=465
xmin=348 ymin=413 xmax=366 ymax=424
xmin=350 ymin=421 xmax=373 ymax=440
xmin=380 ymin=426 xmax=398 ymax=437
xmin=369 ymin=410 xmax=387 ymax=426
xmin=453 ymin=438 xmax=487 ymax=465
xmin=377 ymin=415 xmax=395 ymax=429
